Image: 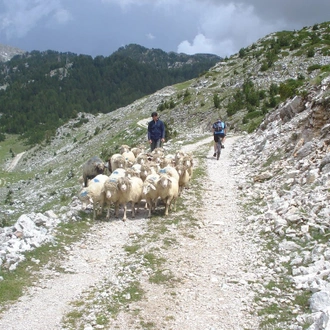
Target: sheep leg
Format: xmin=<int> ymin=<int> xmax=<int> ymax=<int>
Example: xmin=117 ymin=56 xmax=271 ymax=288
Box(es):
xmin=152 ymin=198 xmax=158 ymax=212
xmin=164 ymin=197 xmax=170 ymax=216
xmin=93 ymin=203 xmax=97 ymax=221
xmin=146 ymin=199 xmax=152 ymax=217
xmin=106 ymin=205 xmax=111 ymax=220
xmin=131 ymin=202 xmax=136 ymax=218
xmin=122 ymin=203 xmax=127 ymax=221
xmin=105 ymin=201 xmax=112 ymax=220
xmin=115 ymin=203 xmax=120 ymax=218
xmin=171 ymin=197 xmax=177 ymax=212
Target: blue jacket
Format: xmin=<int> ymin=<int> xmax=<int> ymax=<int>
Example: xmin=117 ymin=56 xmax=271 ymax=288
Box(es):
xmin=148 ymin=119 xmax=165 ymax=141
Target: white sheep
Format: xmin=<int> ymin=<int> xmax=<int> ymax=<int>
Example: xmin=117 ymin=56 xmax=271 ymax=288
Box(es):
xmin=115 ymin=176 xmax=143 ymax=221
xmin=158 ymin=166 xmax=180 ymax=182
xmin=109 ymin=153 xmax=126 ymax=172
xmin=78 ymin=174 xmax=109 ymax=220
xmin=103 ymin=169 xmax=126 ymax=219
xmin=131 ymin=146 xmax=145 ymax=158
xmin=140 ymin=163 xmax=154 ymax=181
xmin=181 ymin=154 xmax=194 ymax=177
xmin=135 ymin=153 xmax=149 ymax=165
xmin=157 ymin=174 xmax=179 ymax=216
xmin=174 ymin=150 xmax=186 ymax=165
xmin=125 ymin=167 xmax=141 ymax=178
xmin=160 ymin=154 xmax=176 ymax=168
xmin=152 ymin=147 xmax=165 ymax=156
xmin=122 ymin=150 xmax=136 ymax=167
xmin=119 ymin=144 xmax=130 ymax=154
xmin=142 ymin=173 xmax=160 ymax=217
xmin=175 ymin=164 xmax=191 ymax=194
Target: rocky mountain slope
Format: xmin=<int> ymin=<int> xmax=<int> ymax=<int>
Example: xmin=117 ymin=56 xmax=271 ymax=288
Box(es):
xmin=0 ymin=21 xmax=330 ymax=329
xmin=0 ymin=43 xmax=25 ymax=62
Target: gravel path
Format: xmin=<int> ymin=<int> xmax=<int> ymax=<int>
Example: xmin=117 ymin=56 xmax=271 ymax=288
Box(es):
xmin=6 ymin=152 xmax=26 ymax=172
xmin=0 ymin=136 xmax=260 ymax=330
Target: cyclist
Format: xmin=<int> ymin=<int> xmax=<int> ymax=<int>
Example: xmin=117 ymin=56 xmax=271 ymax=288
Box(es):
xmin=212 ymin=118 xmax=226 ymax=157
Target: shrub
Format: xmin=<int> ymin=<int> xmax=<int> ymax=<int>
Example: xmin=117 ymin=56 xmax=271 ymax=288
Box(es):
xmin=213 ymin=94 xmax=220 ymax=108
xmin=307 ymin=48 xmax=315 ymax=58
xmin=239 ymin=48 xmax=246 ymax=58
xmin=243 ymin=110 xmax=262 ymax=121
xmin=307 ymin=64 xmax=322 ymax=73
xmin=279 ymin=79 xmax=304 ymax=100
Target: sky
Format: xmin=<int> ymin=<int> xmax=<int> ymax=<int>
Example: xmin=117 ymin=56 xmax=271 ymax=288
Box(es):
xmin=0 ymin=0 xmax=329 ymax=58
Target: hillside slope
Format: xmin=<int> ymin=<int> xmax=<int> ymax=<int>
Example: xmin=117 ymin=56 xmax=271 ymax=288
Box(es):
xmin=0 ymin=136 xmax=262 ymax=330
xmin=0 ymin=21 xmax=330 ymax=329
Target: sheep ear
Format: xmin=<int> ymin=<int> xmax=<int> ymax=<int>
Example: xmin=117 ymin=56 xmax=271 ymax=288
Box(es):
xmin=150 ymin=184 xmax=156 ymax=190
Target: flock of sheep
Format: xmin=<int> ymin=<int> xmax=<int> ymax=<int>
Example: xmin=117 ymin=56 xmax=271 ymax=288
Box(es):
xmin=78 ymin=145 xmax=194 ymax=221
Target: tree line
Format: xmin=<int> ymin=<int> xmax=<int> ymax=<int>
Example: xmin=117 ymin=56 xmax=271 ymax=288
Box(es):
xmin=0 ymin=45 xmax=220 ymax=144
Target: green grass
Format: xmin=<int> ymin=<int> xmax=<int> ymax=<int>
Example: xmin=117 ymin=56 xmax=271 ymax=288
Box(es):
xmin=174 ymin=80 xmax=193 ymax=91
xmin=124 ymin=244 xmax=141 ymax=254
xmin=0 ymin=135 xmax=27 ymax=167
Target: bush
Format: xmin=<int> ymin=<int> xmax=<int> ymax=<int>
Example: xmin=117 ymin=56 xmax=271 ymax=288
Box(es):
xmin=279 ymin=79 xmax=304 ymax=100
xmin=247 ymin=118 xmax=263 ymax=133
xmin=307 ymin=64 xmax=321 ymax=73
xmin=213 ymin=94 xmax=220 ymax=108
xmin=239 ymin=48 xmax=246 ymax=58
xmin=243 ymin=110 xmax=262 ymax=122
xmin=307 ymin=49 xmax=315 ymax=58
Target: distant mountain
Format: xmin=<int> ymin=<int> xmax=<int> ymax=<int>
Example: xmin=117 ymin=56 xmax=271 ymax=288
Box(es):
xmin=0 ymin=45 xmax=221 ymax=144
xmin=113 ymin=44 xmax=221 ymax=69
xmin=0 ymin=44 xmax=25 ymax=62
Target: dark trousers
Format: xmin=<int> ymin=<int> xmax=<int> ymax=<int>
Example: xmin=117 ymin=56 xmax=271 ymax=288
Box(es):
xmin=150 ymin=139 xmax=161 ymax=151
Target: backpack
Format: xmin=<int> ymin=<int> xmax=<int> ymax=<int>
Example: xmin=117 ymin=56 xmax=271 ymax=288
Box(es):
xmin=213 ymin=121 xmax=224 ymax=134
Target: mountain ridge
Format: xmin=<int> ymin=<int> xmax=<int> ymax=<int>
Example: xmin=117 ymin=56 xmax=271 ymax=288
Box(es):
xmin=0 ymin=44 xmax=220 ymax=144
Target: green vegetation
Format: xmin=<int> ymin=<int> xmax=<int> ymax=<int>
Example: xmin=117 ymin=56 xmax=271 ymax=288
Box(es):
xmin=0 ymin=45 xmax=219 ymax=145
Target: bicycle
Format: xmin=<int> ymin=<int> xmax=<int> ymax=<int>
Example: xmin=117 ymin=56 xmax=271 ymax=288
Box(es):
xmin=215 ymin=136 xmax=223 ymax=160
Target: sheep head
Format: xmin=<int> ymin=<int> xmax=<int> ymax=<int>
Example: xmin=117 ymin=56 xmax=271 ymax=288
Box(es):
xmin=175 ymin=164 xmax=187 ymax=176
xmin=104 ymin=181 xmax=118 ymax=199
xmin=117 ymin=177 xmax=131 ymax=192
xmin=142 ymin=182 xmax=156 ymax=195
xmin=159 ymin=174 xmax=173 ymax=188
xmin=119 ymin=144 xmax=130 ymax=154
xmin=95 ymin=162 xmax=105 ymax=174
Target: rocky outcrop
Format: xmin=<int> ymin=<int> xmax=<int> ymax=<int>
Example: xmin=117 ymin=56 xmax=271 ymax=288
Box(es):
xmin=0 ymin=44 xmax=25 ymax=62
xmin=231 ymin=74 xmax=330 ymax=329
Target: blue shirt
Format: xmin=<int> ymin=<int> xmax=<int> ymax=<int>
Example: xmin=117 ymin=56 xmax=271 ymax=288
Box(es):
xmin=148 ymin=119 xmax=165 ymax=140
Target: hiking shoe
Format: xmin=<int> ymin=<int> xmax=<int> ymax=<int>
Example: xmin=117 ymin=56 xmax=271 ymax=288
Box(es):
xmin=213 ymin=153 xmax=216 ymax=157
xmin=221 ymin=145 xmax=225 ymax=149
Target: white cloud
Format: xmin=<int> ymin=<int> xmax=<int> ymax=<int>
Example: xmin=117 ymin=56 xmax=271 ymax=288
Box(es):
xmin=177 ymin=2 xmax=285 ymax=56
xmin=178 ymin=34 xmax=214 ymax=54
xmin=54 ymin=9 xmax=73 ymax=24
xmin=146 ymin=33 xmax=155 ymax=40
xmin=0 ymin=0 xmax=71 ymax=39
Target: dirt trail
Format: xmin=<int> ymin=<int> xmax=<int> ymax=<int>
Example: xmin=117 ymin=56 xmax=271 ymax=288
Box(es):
xmin=6 ymin=152 xmax=25 ymax=172
xmin=0 ymin=136 xmax=259 ymax=329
